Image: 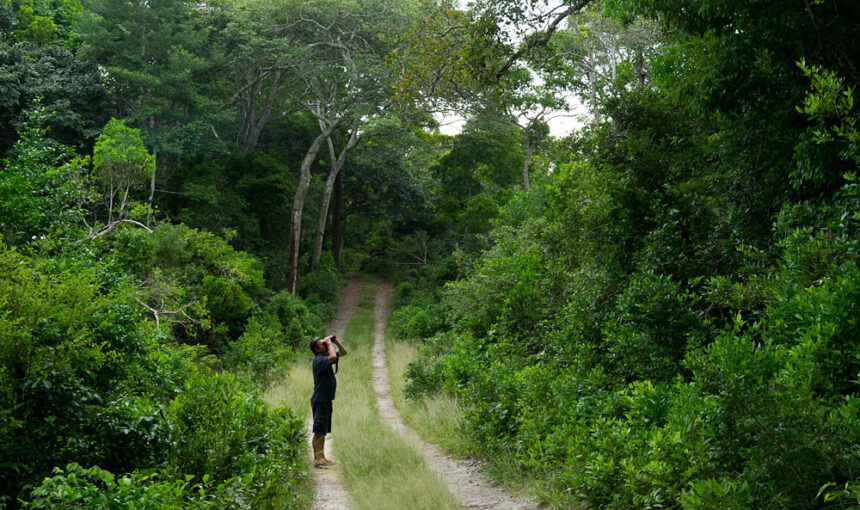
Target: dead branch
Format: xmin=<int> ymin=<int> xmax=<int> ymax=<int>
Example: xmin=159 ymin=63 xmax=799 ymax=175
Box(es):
xmin=88 ymin=219 xmax=153 ymax=240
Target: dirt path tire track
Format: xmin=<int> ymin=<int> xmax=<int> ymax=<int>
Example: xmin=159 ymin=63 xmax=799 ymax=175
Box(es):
xmin=310 ymin=276 xmax=364 ymax=510
xmin=371 ymin=281 xmax=540 ymax=510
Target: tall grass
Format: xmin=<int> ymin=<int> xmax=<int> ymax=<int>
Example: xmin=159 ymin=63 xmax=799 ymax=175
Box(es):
xmin=265 ymin=358 xmax=315 ymax=420
xmin=384 ymin=338 xmax=472 ymax=456
xmin=385 ymin=336 xmax=545 ymax=502
xmin=334 ymin=286 xmax=458 ymax=510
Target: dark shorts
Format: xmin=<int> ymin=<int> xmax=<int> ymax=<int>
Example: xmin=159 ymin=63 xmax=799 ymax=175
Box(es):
xmin=311 ymin=401 xmax=333 ymax=435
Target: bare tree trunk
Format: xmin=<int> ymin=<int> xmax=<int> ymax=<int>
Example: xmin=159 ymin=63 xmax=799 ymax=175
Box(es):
xmin=239 ymin=70 xmax=283 ymax=154
xmin=588 ymin=45 xmax=600 ymax=123
xmin=332 ymin=169 xmax=342 ymax=266
xmin=286 ymin=120 xmax=342 ymax=293
xmin=147 ymin=147 xmax=157 ymax=226
xmin=147 ymin=116 xmax=157 ymax=226
xmin=312 ymin=122 xmax=360 ymax=269
xmin=523 ymin=141 xmax=533 ymax=192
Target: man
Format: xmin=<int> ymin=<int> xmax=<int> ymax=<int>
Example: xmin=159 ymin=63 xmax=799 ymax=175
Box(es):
xmin=309 ymin=334 xmax=347 ymax=468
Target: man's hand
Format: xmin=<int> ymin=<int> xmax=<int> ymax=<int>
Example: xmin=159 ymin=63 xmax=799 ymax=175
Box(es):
xmin=325 ymin=336 xmax=337 ymax=363
xmin=329 ymin=334 xmax=347 ymax=358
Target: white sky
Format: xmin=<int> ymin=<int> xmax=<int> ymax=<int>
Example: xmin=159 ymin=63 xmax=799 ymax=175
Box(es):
xmin=435 ymin=92 xmax=589 ymax=138
xmin=433 ymin=1 xmax=590 ymax=138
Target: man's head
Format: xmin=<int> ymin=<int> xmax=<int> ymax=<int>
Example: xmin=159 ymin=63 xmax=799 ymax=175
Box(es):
xmin=309 ymin=337 xmax=325 ymax=355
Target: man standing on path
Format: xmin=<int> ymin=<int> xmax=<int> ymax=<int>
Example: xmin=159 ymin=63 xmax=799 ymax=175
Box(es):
xmin=309 ymin=334 xmax=347 ymax=469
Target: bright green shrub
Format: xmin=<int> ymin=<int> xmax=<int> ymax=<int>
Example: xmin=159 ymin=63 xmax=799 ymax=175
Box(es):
xmin=263 ymin=291 xmax=323 ymax=347
xmin=166 ymin=373 xmax=307 ymax=509
xmin=222 ymin=313 xmax=291 ymax=385
xmin=108 ymin=223 xmax=267 ymax=352
xmin=0 ymin=244 xmax=188 ymax=505
xmin=0 ymin=102 xmax=90 ymax=246
xmin=24 ymin=463 xmax=245 ymax=509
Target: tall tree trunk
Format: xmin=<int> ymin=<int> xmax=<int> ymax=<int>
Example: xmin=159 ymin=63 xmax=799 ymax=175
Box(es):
xmin=238 ymin=71 xmax=282 ymax=154
xmin=145 ymin=115 xmax=157 ymax=226
xmin=523 ymin=141 xmax=533 ymax=192
xmin=332 ymin=169 xmax=342 ymax=266
xmin=147 ymin=147 xmax=157 ymax=226
xmin=286 ymin=120 xmax=341 ymax=293
xmin=312 ymin=121 xmax=360 ymax=269
xmin=588 ymin=45 xmax=600 ymax=123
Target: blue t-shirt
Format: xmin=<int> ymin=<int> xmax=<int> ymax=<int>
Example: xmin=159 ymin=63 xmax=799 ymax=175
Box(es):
xmin=310 ymin=355 xmax=337 ymax=403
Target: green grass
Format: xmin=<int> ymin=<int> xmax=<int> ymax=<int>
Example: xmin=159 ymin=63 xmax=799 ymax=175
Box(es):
xmin=334 ymin=285 xmax=458 ymax=510
xmin=266 ymin=359 xmax=315 ymax=421
xmin=384 ymin=338 xmax=472 ymax=456
xmin=268 ymin=284 xmax=458 ymax=510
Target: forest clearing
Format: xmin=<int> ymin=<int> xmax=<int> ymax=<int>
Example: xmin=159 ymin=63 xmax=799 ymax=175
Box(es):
xmin=1 ymin=0 xmax=858 ymax=508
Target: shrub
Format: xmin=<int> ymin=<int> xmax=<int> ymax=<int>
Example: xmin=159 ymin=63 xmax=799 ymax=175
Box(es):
xmin=296 ymin=252 xmax=343 ymax=317
xmin=264 ymin=291 xmax=323 ymax=347
xmin=0 ymin=244 xmax=180 ymax=505
xmin=24 ymin=464 xmax=245 ymax=509
xmin=107 ymin=223 xmax=267 ymax=352
xmin=167 ymin=373 xmax=307 ymax=509
xmin=222 ymin=313 xmax=291 ymax=385
xmin=390 ymin=304 xmax=446 ymax=340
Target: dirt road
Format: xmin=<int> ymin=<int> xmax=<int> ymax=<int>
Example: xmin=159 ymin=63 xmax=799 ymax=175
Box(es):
xmin=310 ymin=276 xmax=364 ymax=510
xmin=370 ymin=281 xmax=539 ymax=510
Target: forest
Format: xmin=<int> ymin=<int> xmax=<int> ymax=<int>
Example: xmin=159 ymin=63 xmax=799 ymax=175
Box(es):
xmin=0 ymin=0 xmax=858 ymax=508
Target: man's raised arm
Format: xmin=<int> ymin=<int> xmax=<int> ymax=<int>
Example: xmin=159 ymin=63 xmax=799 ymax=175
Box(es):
xmin=330 ymin=334 xmax=347 ymax=358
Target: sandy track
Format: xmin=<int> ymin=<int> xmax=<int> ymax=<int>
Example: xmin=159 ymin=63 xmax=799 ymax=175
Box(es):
xmin=310 ymin=276 xmax=364 ymax=510
xmin=370 ymin=281 xmax=540 ymax=510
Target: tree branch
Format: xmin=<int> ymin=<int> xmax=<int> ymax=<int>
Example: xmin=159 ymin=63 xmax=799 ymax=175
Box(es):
xmin=495 ymin=0 xmax=591 ymax=79
xmin=88 ymin=219 xmax=153 ymax=240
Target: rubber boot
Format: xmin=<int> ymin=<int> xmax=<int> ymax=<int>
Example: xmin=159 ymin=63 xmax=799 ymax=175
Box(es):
xmin=312 ymin=434 xmax=327 ymax=468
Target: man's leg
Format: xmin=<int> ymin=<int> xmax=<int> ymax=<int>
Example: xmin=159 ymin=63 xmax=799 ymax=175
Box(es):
xmin=311 ymin=402 xmax=334 ymax=468
xmin=312 ymin=434 xmax=327 ymax=468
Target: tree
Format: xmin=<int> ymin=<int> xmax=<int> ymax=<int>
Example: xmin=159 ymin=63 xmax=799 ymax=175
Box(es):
xmin=0 ymin=0 xmax=83 ymax=44
xmin=545 ymin=6 xmax=661 ymax=122
xmin=0 ymin=42 xmax=110 ymax=154
xmin=277 ymin=0 xmax=415 ymax=289
xmin=216 ymin=0 xmax=295 ymax=154
xmin=392 ymin=0 xmax=594 ymax=107
xmin=78 ymin=0 xmax=228 ymax=206
xmin=91 ymin=119 xmax=154 ymax=232
xmin=0 ymin=100 xmax=90 ymax=245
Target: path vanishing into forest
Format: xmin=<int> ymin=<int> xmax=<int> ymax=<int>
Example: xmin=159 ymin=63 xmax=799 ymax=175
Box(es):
xmin=309 ymin=277 xmax=364 ymax=510
xmin=309 ymin=277 xmax=539 ymax=510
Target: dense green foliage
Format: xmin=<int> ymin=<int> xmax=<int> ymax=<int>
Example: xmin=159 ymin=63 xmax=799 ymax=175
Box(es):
xmin=0 ymin=116 xmax=325 ymax=506
xmin=394 ymin=1 xmax=860 ymax=509
xmin=2 ymin=0 xmax=859 ymax=508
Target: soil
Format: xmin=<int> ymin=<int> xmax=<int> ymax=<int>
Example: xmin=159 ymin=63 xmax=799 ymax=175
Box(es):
xmin=370 ymin=281 xmax=541 ymax=510
xmin=310 ymin=276 xmax=364 ymax=510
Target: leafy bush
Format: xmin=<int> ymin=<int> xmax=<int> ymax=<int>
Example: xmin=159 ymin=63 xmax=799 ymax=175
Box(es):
xmin=295 ymin=253 xmax=342 ymax=319
xmin=403 ymin=61 xmax=860 ymax=509
xmin=0 ymin=243 xmax=190 ymax=505
xmin=263 ymin=291 xmax=323 ymax=347
xmin=390 ymin=303 xmax=446 ymax=340
xmin=24 ymin=464 xmax=245 ymax=509
xmin=222 ymin=313 xmax=294 ymax=385
xmin=108 ymin=223 xmax=267 ymax=352
xmin=166 ymin=373 xmax=308 ymax=509
xmin=0 ymin=101 xmax=90 ymax=246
